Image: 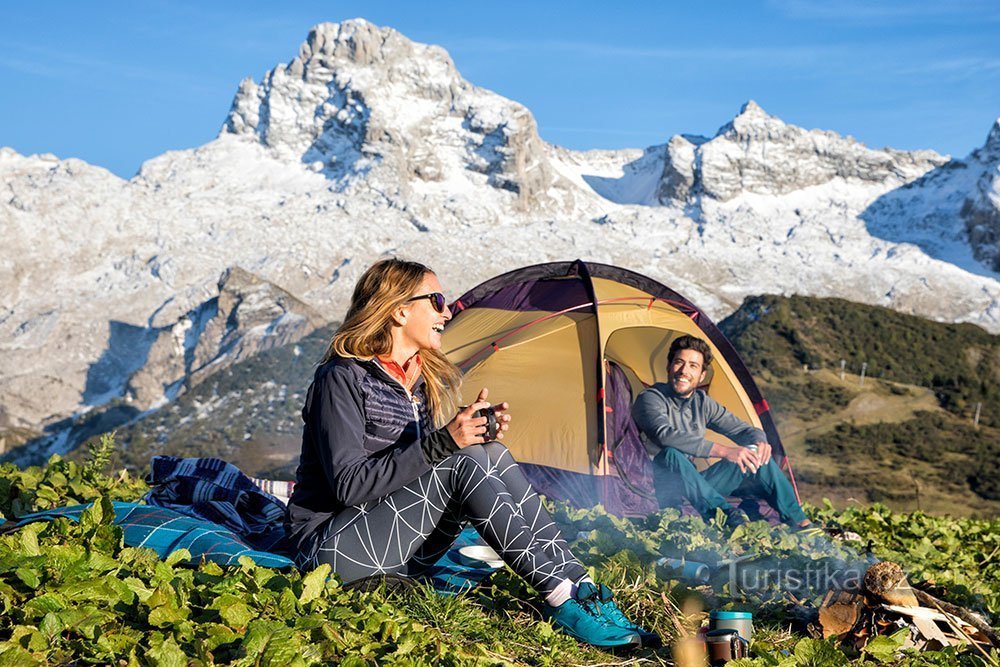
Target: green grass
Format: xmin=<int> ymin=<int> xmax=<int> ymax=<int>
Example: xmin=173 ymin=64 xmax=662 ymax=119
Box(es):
xmin=0 ymin=439 xmax=996 ymax=665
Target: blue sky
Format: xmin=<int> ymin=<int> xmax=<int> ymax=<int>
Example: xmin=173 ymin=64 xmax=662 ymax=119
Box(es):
xmin=2 ymin=1 xmax=998 ymax=178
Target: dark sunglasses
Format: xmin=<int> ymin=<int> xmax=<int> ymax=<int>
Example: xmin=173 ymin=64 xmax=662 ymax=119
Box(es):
xmin=406 ymin=292 xmax=447 ymax=313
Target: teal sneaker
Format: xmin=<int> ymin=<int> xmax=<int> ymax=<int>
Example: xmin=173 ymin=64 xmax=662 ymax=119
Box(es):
xmin=542 ymin=590 xmax=640 ymax=647
xmin=579 ymin=582 xmax=662 ymax=648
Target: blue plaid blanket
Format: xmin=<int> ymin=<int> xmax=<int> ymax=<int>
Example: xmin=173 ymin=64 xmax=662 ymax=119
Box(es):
xmin=1 ymin=501 xmax=499 ymax=592
xmin=143 ymin=455 xmax=290 ymax=554
xmin=0 ymin=502 xmax=295 ymax=569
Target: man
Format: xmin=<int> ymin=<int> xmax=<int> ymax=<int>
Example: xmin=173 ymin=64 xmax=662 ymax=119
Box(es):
xmin=631 ymin=335 xmax=810 ymax=528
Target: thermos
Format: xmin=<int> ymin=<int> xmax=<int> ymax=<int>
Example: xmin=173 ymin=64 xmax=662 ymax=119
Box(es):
xmin=744 ymin=444 xmax=759 ymax=475
xmin=655 ymin=557 xmax=710 ymax=584
xmin=709 ymin=610 xmax=754 ymax=642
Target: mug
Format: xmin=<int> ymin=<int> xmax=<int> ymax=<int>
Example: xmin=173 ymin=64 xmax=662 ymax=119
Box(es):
xmin=705 ymin=628 xmax=749 ymax=665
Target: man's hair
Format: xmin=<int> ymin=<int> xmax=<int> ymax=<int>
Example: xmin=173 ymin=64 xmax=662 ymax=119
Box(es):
xmin=667 ymin=335 xmax=713 ymax=367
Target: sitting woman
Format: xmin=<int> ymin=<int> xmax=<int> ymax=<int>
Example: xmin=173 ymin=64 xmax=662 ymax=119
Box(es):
xmin=285 ymin=258 xmax=655 ymax=648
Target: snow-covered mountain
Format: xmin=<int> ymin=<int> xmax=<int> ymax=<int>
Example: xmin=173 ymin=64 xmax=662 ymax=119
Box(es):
xmin=2 ymin=19 xmax=999 ymax=461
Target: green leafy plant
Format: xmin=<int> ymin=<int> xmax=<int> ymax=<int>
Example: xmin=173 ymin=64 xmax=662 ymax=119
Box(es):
xmin=0 ymin=439 xmax=996 ymax=665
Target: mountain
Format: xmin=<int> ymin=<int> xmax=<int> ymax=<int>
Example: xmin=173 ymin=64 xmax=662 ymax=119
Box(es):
xmin=2 ymin=19 xmax=999 ymax=461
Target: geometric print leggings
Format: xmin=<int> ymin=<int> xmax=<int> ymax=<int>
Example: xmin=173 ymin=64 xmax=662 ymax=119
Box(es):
xmin=298 ymin=442 xmax=587 ymax=595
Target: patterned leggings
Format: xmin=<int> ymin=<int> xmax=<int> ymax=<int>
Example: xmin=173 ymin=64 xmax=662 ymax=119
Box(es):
xmin=299 ymin=442 xmax=586 ymax=594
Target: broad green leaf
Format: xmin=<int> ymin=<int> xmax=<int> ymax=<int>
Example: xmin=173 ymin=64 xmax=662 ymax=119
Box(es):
xmin=213 ymin=594 xmax=256 ymax=629
xmin=14 ymin=568 xmax=40 ymax=590
xmin=148 ymin=603 xmax=190 ymax=628
xmin=18 ymin=524 xmax=43 ymax=557
xmin=164 ymin=549 xmax=191 ymax=567
xmin=298 ymin=564 xmax=330 ymax=604
xmin=258 ymin=626 xmax=307 ymax=667
xmin=0 ymin=645 xmax=43 ymax=667
xmin=278 ymin=587 xmax=298 ymax=617
xmin=790 ymin=637 xmax=849 ymax=666
xmin=862 ymin=628 xmax=910 ymax=664
xmin=38 ymin=613 xmax=63 ymax=641
xmin=22 ymin=594 xmax=65 ymax=618
xmin=241 ymin=620 xmax=288 ymax=657
xmin=146 ymin=583 xmax=176 ymax=609
xmin=198 ymin=623 xmax=239 ymax=651
xmin=145 ymin=635 xmax=187 ymax=667
xmin=78 ymin=497 xmax=110 ymax=532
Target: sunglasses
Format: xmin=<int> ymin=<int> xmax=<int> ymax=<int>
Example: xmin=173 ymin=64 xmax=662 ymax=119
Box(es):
xmin=407 ymin=292 xmax=447 ymax=313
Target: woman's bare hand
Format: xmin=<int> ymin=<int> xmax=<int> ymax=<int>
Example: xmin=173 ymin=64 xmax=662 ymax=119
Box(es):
xmin=446 ymin=388 xmax=511 ymax=448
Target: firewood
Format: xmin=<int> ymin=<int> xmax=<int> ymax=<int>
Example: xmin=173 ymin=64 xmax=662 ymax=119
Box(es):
xmin=864 ymin=561 xmax=919 ymax=606
xmin=864 ymin=562 xmax=950 ymax=644
xmin=912 ymin=588 xmax=1000 ymax=649
xmin=819 ymin=589 xmax=864 ymax=638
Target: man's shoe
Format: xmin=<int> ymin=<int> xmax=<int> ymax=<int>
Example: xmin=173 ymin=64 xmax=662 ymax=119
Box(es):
xmin=579 ymin=582 xmax=662 ymax=648
xmin=542 ymin=590 xmax=640 ymax=647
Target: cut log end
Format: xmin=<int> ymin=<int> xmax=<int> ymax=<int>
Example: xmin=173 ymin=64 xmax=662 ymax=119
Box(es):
xmin=864 ymin=561 xmax=906 ymax=598
xmin=864 ymin=561 xmax=920 ymax=607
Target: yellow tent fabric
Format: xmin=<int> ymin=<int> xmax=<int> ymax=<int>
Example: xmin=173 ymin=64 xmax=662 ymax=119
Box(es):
xmin=441 ymin=261 xmax=788 ymax=486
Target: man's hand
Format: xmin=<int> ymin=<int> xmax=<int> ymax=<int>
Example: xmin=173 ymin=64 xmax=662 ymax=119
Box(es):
xmin=446 ymin=388 xmax=511 ymax=448
xmin=754 ymin=441 xmax=772 ymax=467
xmin=721 ymin=446 xmax=760 ymax=474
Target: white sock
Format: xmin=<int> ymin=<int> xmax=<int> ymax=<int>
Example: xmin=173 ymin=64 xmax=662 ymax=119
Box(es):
xmin=545 ymin=577 xmax=576 ymax=607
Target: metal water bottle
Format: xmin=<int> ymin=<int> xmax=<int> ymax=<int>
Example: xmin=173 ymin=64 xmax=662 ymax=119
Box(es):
xmin=744 ymin=444 xmax=758 ymax=476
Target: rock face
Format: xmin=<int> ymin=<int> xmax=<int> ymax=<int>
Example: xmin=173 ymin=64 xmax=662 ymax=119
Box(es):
xmin=222 ymin=20 xmax=568 ymax=210
xmin=962 ymin=120 xmax=1000 ymax=271
xmin=656 ymin=101 xmax=947 ymax=205
xmin=1 ymin=19 xmax=999 ymax=463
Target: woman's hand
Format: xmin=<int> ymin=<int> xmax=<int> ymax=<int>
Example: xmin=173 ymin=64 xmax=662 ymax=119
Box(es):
xmin=446 ymin=388 xmax=511 ymax=448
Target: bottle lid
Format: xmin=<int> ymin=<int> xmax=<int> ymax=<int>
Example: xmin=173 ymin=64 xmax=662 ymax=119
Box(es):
xmin=710 ymin=610 xmax=753 ymax=620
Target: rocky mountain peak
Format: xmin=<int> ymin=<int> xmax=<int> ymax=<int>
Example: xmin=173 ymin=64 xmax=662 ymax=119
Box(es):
xmin=221 ymin=20 xmax=563 ymax=208
xmin=717 ymin=99 xmax=785 ymax=138
xmin=962 ymin=118 xmax=1000 ymax=271
xmin=656 ymin=102 xmax=946 ymax=204
xmin=974 ymin=117 xmax=1000 ymax=164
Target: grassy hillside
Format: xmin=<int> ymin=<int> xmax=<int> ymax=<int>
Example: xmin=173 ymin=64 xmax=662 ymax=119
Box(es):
xmin=720 ymin=294 xmax=1000 ymax=425
xmin=721 ymin=296 xmax=1000 ymax=517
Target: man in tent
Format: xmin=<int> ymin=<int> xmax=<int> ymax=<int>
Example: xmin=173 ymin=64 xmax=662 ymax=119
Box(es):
xmin=631 ymin=335 xmax=811 ymax=528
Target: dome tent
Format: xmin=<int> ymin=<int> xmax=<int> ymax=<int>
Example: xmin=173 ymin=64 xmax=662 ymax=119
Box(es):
xmin=441 ymin=260 xmax=799 ymax=517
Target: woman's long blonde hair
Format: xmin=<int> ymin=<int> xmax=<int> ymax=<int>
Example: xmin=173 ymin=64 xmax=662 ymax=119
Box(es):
xmin=322 ymin=258 xmax=462 ymax=426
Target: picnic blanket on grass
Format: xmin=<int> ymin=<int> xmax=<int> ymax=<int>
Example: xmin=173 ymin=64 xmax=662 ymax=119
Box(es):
xmin=0 ymin=501 xmax=499 ymax=593
xmin=143 ymin=455 xmax=290 ymax=554
xmin=0 ymin=502 xmax=295 ymax=569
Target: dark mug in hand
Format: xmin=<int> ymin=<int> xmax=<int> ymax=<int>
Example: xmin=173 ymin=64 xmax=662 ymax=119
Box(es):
xmin=475 ymin=405 xmax=500 ymax=441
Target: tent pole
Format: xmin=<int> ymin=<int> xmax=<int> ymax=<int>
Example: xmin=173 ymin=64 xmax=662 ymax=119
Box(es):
xmin=782 ymin=454 xmax=803 ymax=505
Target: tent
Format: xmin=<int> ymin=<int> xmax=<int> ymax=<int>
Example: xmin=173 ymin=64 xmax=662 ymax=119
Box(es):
xmin=441 ymin=260 xmax=799 ymax=517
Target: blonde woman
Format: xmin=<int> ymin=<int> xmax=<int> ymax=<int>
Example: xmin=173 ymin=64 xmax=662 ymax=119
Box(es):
xmin=285 ymin=259 xmax=655 ymax=648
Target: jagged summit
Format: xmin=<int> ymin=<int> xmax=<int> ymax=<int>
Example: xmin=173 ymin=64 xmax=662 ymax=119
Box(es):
xmin=714 ymin=99 xmax=782 ymax=137
xmin=973 ymin=117 xmax=1000 ymax=164
xmin=961 ymin=118 xmax=1000 ymax=270
xmin=655 ymin=101 xmax=947 ymax=203
xmin=221 ymin=20 xmax=566 ymax=208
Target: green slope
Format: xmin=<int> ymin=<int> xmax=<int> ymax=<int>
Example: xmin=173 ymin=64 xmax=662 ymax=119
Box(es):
xmin=720 ymin=295 xmax=1000 ymax=517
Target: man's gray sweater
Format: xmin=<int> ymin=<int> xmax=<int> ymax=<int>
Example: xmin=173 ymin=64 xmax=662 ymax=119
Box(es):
xmin=631 ymin=383 xmax=767 ymax=458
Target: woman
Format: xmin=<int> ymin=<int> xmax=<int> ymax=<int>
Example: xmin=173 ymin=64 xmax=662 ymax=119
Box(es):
xmin=286 ymin=258 xmax=655 ymax=648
